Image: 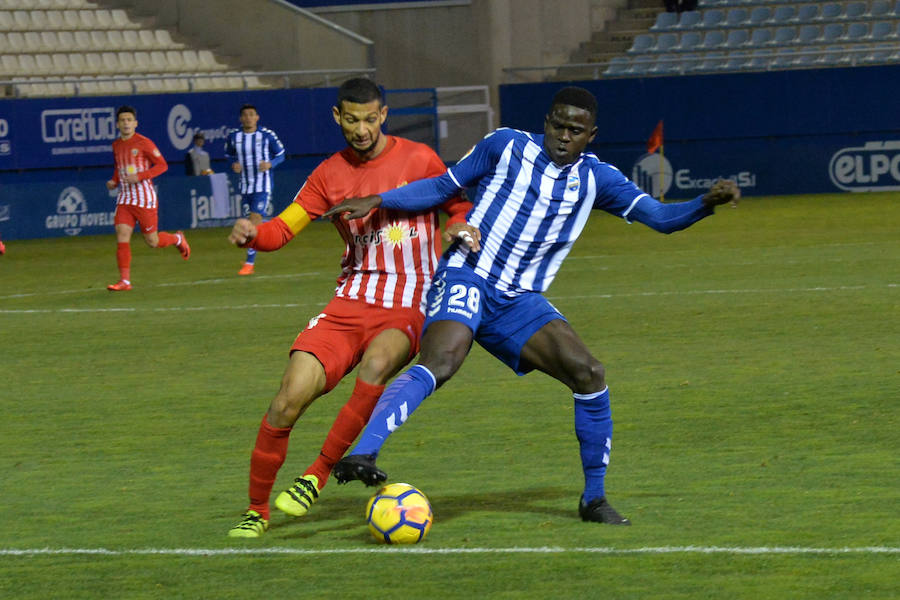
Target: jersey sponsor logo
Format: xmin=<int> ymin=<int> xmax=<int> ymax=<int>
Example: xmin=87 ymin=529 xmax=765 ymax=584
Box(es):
xmin=829 ymin=141 xmax=900 ymax=191
xmin=353 ymin=223 xmax=419 ymax=247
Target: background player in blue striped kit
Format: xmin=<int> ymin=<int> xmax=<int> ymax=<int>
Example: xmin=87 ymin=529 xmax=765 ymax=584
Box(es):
xmin=225 ymin=103 xmax=286 ymax=275
xmin=325 ymin=86 xmax=740 ymax=524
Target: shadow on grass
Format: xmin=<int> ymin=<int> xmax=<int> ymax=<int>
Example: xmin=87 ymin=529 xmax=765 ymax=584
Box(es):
xmin=269 ymin=485 xmax=579 ymax=541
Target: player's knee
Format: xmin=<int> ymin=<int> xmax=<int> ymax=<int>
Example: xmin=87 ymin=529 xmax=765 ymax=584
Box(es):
xmin=419 ymin=349 xmax=465 ymax=388
xmin=358 ymin=353 xmax=400 ymax=385
xmin=269 ymin=375 xmax=315 ymax=426
xmin=569 ymin=358 xmax=605 ymax=394
xmin=143 ymin=236 xmax=158 ymax=248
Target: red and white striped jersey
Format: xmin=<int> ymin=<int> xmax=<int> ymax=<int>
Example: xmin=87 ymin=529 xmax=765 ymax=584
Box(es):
xmin=110 ymin=133 xmax=168 ymax=208
xmin=294 ymin=136 xmax=471 ymax=311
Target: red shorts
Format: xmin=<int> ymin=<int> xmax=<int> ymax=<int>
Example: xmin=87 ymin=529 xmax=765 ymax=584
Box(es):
xmin=291 ymin=296 xmax=425 ymax=393
xmin=114 ymin=204 xmax=158 ymax=233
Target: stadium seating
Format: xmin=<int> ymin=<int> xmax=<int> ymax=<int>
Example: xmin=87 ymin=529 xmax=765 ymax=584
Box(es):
xmin=0 ymin=0 xmax=269 ymax=97
xmin=602 ymin=0 xmax=900 ymax=78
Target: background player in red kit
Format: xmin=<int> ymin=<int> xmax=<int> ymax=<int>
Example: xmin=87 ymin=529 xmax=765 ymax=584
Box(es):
xmin=106 ymin=105 xmax=191 ymax=291
xmin=226 ymin=78 xmax=479 ymax=538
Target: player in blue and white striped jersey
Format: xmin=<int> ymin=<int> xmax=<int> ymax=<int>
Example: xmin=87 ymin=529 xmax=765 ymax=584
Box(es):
xmin=327 ymin=87 xmax=740 ymax=525
xmin=225 ymin=104 xmax=286 ymax=275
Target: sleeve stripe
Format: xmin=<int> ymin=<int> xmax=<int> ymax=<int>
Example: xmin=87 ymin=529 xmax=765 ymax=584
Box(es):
xmin=447 ymin=168 xmax=463 ymax=189
xmin=622 ymin=193 xmax=649 ymax=222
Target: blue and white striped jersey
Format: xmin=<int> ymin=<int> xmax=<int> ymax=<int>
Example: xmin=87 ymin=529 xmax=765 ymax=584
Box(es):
xmin=379 ymin=127 xmax=712 ymax=296
xmin=224 ymin=127 xmax=286 ymax=194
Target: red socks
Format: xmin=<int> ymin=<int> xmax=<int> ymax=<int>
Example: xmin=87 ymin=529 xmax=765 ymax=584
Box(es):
xmin=247 ymin=415 xmax=292 ymax=520
xmin=156 ymin=231 xmax=178 ymax=247
xmin=116 ymin=242 xmax=131 ymax=282
xmin=304 ymin=379 xmax=385 ymax=489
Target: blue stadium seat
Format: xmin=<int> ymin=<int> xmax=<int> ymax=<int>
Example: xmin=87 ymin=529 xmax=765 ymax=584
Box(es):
xmin=724 ymin=29 xmax=749 ymax=48
xmin=725 ymin=8 xmax=748 ymax=27
xmin=796 ymin=4 xmax=819 ymax=23
xmin=861 ymin=44 xmax=894 ymax=64
xmin=628 ymin=34 xmax=655 ymax=54
xmin=700 ymin=29 xmax=726 ymax=49
xmin=749 ymin=48 xmax=774 ymax=69
xmin=772 ymin=6 xmax=796 ymax=24
xmin=846 ymin=22 xmax=869 ymax=42
xmin=675 ymin=11 xmax=702 ymax=30
xmin=841 ymin=1 xmax=866 ymax=20
xmin=650 ymin=55 xmax=684 ymax=75
xmin=651 ymin=12 xmax=678 ymax=31
xmin=724 ymin=50 xmax=751 ymax=70
xmin=894 ymin=0 xmax=900 ymax=18
xmin=677 ymin=31 xmax=702 ymax=52
xmin=629 ymin=55 xmax=654 ymax=74
xmin=772 ymin=26 xmax=797 ymax=46
xmin=750 ymin=27 xmax=773 ymax=46
xmin=693 ymin=52 xmax=727 ymax=73
xmin=794 ymin=48 xmax=819 ymax=67
xmin=868 ymin=0 xmax=892 ymax=19
xmin=823 ymin=23 xmax=845 ymax=43
xmin=817 ymin=3 xmax=843 ymax=22
xmin=656 ymin=32 xmax=679 ymax=53
xmin=603 ymin=56 xmax=630 ymax=76
xmin=772 ymin=48 xmax=797 ymax=68
xmin=701 ymin=9 xmax=725 ymax=29
xmin=797 ymin=24 xmax=822 ymax=45
xmin=749 ymin=6 xmax=771 ymax=26
xmin=869 ymin=21 xmax=893 ymax=41
xmin=819 ymin=46 xmax=851 ymax=66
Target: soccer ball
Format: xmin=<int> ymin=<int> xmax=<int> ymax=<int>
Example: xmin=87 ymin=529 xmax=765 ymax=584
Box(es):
xmin=365 ymin=482 xmax=433 ymax=544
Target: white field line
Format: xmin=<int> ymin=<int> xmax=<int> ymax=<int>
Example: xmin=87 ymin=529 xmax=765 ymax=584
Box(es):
xmin=0 ymin=545 xmax=897 ymax=557
xmin=0 ymin=272 xmax=322 ymax=301
xmin=2 ymin=284 xmax=895 ymax=315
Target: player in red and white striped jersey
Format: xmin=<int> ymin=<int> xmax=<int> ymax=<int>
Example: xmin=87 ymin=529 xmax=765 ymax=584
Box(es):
xmin=105 ymin=105 xmax=190 ymax=291
xmin=226 ymin=79 xmax=479 ymax=538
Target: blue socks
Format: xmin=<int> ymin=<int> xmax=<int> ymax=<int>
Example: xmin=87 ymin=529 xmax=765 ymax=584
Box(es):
xmin=245 ymin=247 xmax=257 ymax=265
xmin=351 ymin=365 xmax=436 ymax=456
xmin=574 ymin=387 xmax=613 ymax=503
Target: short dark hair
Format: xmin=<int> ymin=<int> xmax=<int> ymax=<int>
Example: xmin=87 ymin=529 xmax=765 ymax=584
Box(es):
xmin=336 ymin=77 xmax=384 ymax=109
xmin=193 ymin=132 xmax=204 ymax=141
xmin=550 ymin=87 xmax=598 ymax=120
xmin=116 ymin=105 xmax=137 ymax=119
xmin=239 ymin=103 xmax=257 ymax=115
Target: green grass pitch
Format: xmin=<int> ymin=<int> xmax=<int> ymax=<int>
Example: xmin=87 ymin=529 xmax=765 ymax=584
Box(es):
xmin=0 ymin=193 xmax=897 ymax=599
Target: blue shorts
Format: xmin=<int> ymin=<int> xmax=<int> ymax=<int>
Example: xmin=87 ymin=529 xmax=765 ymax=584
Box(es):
xmin=423 ymin=266 xmax=565 ymax=375
xmin=241 ymin=192 xmax=271 ymax=217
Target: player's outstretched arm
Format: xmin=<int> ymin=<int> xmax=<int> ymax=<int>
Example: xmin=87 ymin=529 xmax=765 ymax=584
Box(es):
xmin=323 ymin=195 xmax=382 ymax=220
xmin=228 ymin=218 xmax=257 ymax=246
xmin=702 ymin=178 xmax=740 ymax=208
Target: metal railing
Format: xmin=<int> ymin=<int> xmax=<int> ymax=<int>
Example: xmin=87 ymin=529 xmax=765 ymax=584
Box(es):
xmin=0 ymin=68 xmax=377 ymax=98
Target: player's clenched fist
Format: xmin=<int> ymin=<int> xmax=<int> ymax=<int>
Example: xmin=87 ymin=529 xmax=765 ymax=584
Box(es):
xmin=702 ymin=178 xmax=740 ymax=208
xmin=229 ymin=218 xmax=257 ymax=246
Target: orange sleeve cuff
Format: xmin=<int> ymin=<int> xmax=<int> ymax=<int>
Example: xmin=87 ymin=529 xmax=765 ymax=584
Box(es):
xmin=248 ymin=217 xmax=295 ymax=251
